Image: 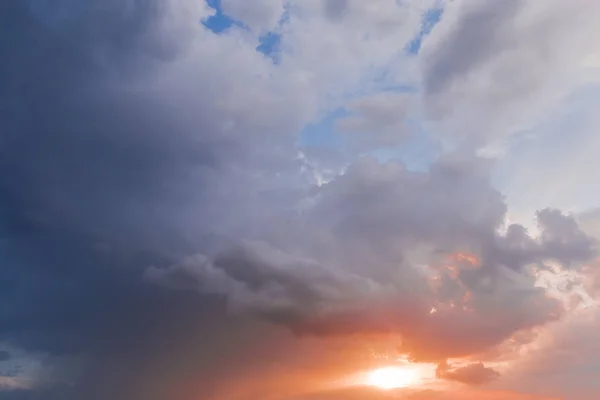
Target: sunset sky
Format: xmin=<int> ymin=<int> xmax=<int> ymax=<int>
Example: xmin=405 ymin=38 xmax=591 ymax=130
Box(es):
xmin=2 ymin=1 xmax=600 ymax=399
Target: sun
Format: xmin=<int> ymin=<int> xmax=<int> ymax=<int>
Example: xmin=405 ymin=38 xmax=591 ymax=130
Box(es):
xmin=366 ymin=366 xmax=418 ymax=390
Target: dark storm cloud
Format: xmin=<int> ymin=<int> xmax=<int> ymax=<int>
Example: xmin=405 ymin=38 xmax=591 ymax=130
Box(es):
xmin=0 ymin=1 xmax=307 ymax=399
xmin=0 ymin=0 xmax=229 ymax=367
xmin=0 ymin=0 xmax=215 ymax=252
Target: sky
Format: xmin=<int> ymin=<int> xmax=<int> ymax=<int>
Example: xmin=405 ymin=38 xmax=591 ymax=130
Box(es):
xmin=1 ymin=0 xmax=600 ymax=399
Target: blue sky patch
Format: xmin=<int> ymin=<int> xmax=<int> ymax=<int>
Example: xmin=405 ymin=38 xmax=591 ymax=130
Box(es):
xmin=257 ymin=32 xmax=282 ymax=62
xmin=299 ymin=108 xmax=348 ymax=149
xmin=203 ymin=0 xmax=246 ymax=33
xmin=204 ymin=0 xmax=282 ymax=63
xmin=406 ymin=6 xmax=444 ymax=54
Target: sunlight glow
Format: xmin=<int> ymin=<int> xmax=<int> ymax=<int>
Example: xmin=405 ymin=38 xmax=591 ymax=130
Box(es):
xmin=366 ymin=366 xmax=418 ymax=390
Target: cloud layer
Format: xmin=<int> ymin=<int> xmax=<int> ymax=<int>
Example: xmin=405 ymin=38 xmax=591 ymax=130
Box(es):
xmin=1 ymin=1 xmax=600 ymax=399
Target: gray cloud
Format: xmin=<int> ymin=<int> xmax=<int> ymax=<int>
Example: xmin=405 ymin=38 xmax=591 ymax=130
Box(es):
xmin=149 ymin=155 xmax=595 ymax=362
xmin=335 ymin=92 xmax=413 ymax=150
xmin=0 ymin=1 xmax=316 ymax=398
xmin=323 ymin=0 xmax=349 ymax=20
xmin=0 ymin=352 xmax=10 ymax=362
xmin=536 ymin=209 xmax=597 ymax=265
xmin=221 ymin=0 xmax=284 ymax=32
xmin=421 ymin=0 xmax=600 ymax=144
xmin=424 ymin=0 xmax=522 ymax=99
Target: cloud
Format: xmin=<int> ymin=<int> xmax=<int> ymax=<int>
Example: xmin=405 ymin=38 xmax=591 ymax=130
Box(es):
xmin=421 ymin=0 xmax=600 ymax=142
xmin=0 ymin=377 xmax=31 ymax=391
xmin=322 ymin=0 xmax=349 ymax=21
xmin=220 ymin=0 xmax=285 ymax=32
xmin=436 ymin=361 xmax=500 ymax=385
xmin=578 ymin=208 xmax=600 ymax=241
xmin=336 ymin=92 xmax=413 ymax=150
xmin=0 ymin=352 xmax=11 ymax=362
xmin=148 ymin=156 xmax=595 ymax=362
xmin=536 ymin=209 xmax=597 ymax=264
xmin=1 ymin=1 xmax=599 ymax=399
xmin=275 ymin=0 xmax=431 ymax=102
xmin=499 ymin=309 xmax=600 ymax=400
xmin=0 ymin=1 xmax=320 ymax=398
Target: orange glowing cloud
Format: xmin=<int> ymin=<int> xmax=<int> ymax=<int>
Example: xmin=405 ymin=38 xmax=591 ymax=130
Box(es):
xmin=447 ymin=252 xmax=480 ymax=267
